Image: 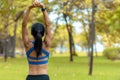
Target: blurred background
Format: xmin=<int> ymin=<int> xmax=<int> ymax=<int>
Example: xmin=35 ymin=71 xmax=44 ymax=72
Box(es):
xmin=0 ymin=0 xmax=120 ymax=80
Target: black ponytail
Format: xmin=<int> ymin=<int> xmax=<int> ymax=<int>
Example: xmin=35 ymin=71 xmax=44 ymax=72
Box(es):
xmin=31 ymin=23 xmax=45 ymax=58
xmin=34 ymin=33 xmax=42 ymax=57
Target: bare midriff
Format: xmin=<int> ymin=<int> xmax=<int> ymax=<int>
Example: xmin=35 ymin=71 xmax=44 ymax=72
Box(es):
xmin=28 ymin=64 xmax=48 ymax=75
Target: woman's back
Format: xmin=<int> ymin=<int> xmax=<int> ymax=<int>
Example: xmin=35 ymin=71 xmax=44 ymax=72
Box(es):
xmin=26 ymin=41 xmax=49 ymax=75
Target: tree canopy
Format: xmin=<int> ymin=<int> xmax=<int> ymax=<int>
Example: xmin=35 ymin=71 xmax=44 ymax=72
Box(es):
xmin=0 ymin=0 xmax=120 ymax=54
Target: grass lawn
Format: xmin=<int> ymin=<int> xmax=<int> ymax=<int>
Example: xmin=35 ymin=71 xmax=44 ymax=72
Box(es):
xmin=0 ymin=56 xmax=120 ymax=80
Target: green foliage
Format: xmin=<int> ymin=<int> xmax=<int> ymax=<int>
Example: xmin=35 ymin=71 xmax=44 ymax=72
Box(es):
xmin=0 ymin=0 xmax=48 ymax=48
xmin=103 ymin=47 xmax=120 ymax=60
xmin=0 ymin=0 xmax=120 ymax=53
xmin=51 ymin=25 xmax=68 ymax=48
xmin=95 ymin=0 xmax=120 ymax=47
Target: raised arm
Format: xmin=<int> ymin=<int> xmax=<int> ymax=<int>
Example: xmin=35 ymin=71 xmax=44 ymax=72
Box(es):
xmin=42 ymin=7 xmax=51 ymax=48
xmin=22 ymin=5 xmax=35 ymax=48
xmin=37 ymin=3 xmax=51 ymax=48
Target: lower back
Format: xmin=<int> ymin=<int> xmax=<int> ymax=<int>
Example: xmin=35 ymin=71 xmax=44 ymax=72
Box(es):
xmin=28 ymin=64 xmax=48 ymax=75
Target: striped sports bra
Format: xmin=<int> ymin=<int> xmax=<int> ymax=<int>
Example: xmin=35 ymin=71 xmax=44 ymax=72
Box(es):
xmin=26 ymin=42 xmax=50 ymax=65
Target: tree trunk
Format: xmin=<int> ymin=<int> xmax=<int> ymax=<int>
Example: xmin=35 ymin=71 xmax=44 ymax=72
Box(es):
xmin=0 ymin=40 xmax=4 ymax=55
xmin=69 ymin=32 xmax=73 ymax=61
xmin=4 ymin=38 xmax=10 ymax=62
xmin=11 ymin=22 xmax=17 ymax=58
xmin=94 ymin=42 xmax=98 ymax=57
xmin=11 ymin=10 xmax=24 ymax=57
xmin=3 ymin=19 xmax=9 ymax=62
xmin=63 ymin=13 xmax=73 ymax=62
xmin=71 ymin=37 xmax=77 ymax=56
xmin=88 ymin=0 xmax=95 ymax=75
xmin=69 ymin=24 xmax=77 ymax=56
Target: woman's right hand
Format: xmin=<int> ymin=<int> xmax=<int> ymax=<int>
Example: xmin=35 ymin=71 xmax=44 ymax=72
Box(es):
xmin=28 ymin=4 xmax=36 ymax=9
xmin=28 ymin=0 xmax=45 ymax=10
xmin=33 ymin=0 xmax=45 ymax=8
xmin=28 ymin=0 xmax=39 ymax=9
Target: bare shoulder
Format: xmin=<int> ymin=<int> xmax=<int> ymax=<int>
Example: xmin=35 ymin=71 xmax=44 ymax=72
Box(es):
xmin=42 ymin=42 xmax=50 ymax=53
xmin=25 ymin=40 xmax=33 ymax=51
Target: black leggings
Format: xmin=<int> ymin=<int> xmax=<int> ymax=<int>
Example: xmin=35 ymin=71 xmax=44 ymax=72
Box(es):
xmin=26 ymin=75 xmax=50 ymax=80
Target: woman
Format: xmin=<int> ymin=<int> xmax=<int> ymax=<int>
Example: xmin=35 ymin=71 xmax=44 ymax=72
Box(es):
xmin=22 ymin=1 xmax=51 ymax=80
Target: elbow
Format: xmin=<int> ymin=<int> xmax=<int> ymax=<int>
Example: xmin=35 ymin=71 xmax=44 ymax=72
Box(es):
xmin=22 ymin=21 xmax=26 ymax=27
xmin=46 ymin=22 xmax=51 ymax=27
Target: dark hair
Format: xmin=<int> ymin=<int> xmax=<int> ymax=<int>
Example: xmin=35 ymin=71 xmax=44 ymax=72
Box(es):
xmin=31 ymin=23 xmax=45 ymax=57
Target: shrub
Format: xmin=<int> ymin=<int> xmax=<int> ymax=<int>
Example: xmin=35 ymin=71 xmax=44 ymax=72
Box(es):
xmin=103 ymin=47 xmax=120 ymax=60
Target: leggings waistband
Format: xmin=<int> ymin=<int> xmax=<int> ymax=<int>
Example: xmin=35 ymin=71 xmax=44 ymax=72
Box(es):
xmin=26 ymin=74 xmax=49 ymax=80
xmin=27 ymin=74 xmax=48 ymax=77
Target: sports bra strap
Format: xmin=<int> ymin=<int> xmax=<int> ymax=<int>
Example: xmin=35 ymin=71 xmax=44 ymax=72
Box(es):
xmin=28 ymin=60 xmax=48 ymax=65
xmin=26 ymin=46 xmax=50 ymax=65
xmin=26 ymin=47 xmax=49 ymax=57
xmin=26 ymin=47 xmax=34 ymax=57
xmin=41 ymin=49 xmax=49 ymax=57
xmin=28 ymin=55 xmax=48 ymax=60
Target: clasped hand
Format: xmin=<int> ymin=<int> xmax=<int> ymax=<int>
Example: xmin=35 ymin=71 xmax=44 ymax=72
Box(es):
xmin=29 ymin=0 xmax=45 ymax=9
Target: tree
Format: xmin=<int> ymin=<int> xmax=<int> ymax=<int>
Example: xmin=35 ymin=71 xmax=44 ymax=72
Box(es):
xmin=0 ymin=0 xmax=16 ymax=61
xmin=88 ymin=0 xmax=95 ymax=75
xmin=95 ymin=0 xmax=120 ymax=47
xmin=49 ymin=0 xmax=79 ymax=61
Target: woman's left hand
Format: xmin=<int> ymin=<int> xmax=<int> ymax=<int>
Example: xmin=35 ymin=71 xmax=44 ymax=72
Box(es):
xmin=33 ymin=0 xmax=45 ymax=8
xmin=28 ymin=4 xmax=36 ymax=9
